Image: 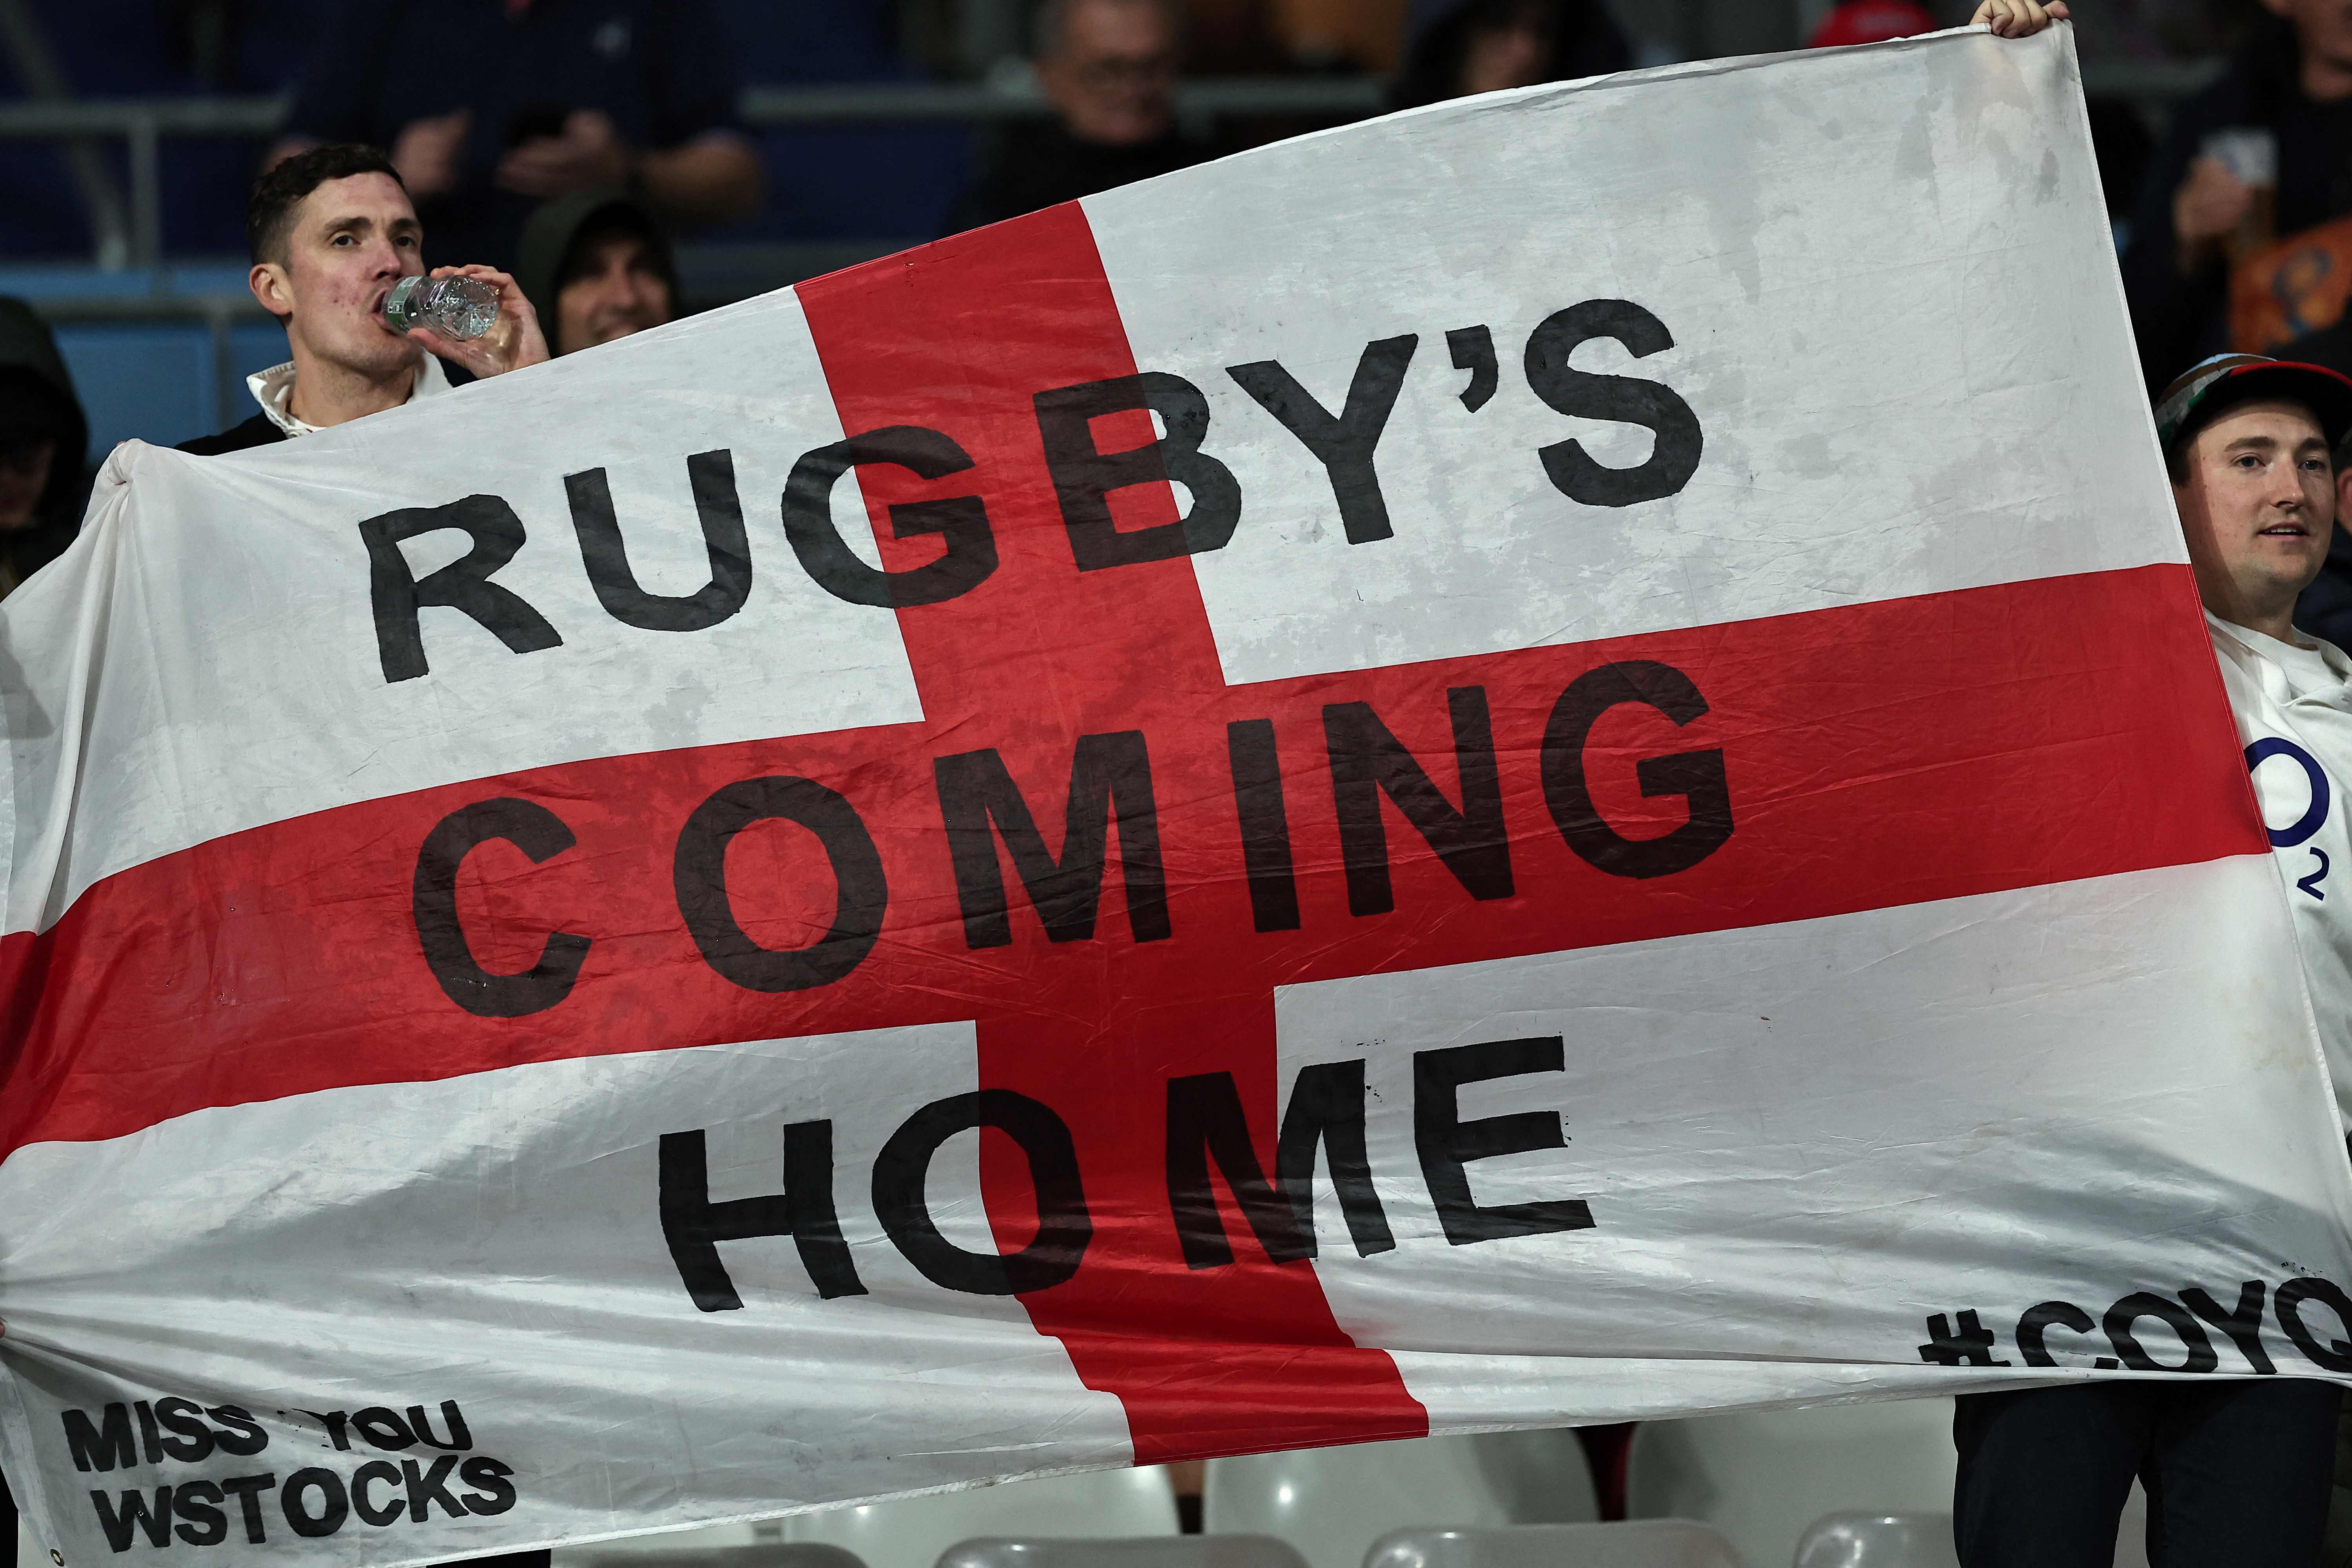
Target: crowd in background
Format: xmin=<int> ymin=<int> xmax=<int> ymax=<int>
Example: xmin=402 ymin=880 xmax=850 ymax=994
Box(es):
xmin=0 ymin=0 xmax=2331 ymax=599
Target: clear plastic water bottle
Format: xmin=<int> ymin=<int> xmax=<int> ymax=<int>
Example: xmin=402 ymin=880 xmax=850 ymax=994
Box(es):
xmin=381 ymin=275 xmax=500 ymax=340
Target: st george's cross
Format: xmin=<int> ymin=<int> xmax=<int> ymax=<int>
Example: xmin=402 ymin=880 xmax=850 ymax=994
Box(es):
xmin=8 ymin=29 xmax=2352 ymax=1566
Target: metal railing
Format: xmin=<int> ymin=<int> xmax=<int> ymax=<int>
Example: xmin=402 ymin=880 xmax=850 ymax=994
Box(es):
xmin=0 ymin=58 xmax=2225 ymax=274
xmin=0 ymin=78 xmax=1388 ymax=270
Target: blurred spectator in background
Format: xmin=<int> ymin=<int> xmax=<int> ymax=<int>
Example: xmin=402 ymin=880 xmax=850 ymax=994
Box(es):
xmin=0 ymin=298 xmax=90 ymax=600
xmin=948 ymin=0 xmax=1203 ymax=232
xmin=517 ymin=189 xmax=677 ymax=355
xmin=1806 ymin=1 xmax=1936 ymax=46
xmin=1388 ymin=0 xmax=1630 ymax=111
xmin=266 ymin=0 xmax=760 ymax=272
xmin=181 ymin=143 xmax=547 ymax=454
xmin=2121 ymin=0 xmax=2352 ymax=393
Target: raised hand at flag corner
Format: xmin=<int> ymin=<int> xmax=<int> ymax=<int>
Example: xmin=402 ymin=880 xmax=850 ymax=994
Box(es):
xmin=1970 ymin=0 xmax=2070 ymax=35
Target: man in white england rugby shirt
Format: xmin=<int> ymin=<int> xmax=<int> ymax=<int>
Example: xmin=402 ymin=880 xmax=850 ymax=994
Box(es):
xmin=1953 ymin=352 xmax=2352 ymax=1564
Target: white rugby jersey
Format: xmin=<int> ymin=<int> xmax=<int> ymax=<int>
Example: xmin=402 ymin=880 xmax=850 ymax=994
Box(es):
xmin=2210 ymin=611 xmax=2352 ymax=1132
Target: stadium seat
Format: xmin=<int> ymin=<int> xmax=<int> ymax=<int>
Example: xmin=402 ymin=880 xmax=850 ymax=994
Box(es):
xmin=1362 ymin=1521 xmax=1740 ymax=1568
xmin=1791 ymin=1512 xmax=1959 ymax=1568
xmin=1624 ymin=1399 xmax=1956 ymax=1568
xmin=567 ymin=1543 xmax=866 ymax=1568
xmin=1203 ymin=1431 xmax=1601 ymax=1568
xmin=787 ymin=1467 xmax=1180 ymax=1568
xmin=555 ymin=1521 xmax=766 ymax=1561
xmin=938 ymin=1535 xmax=1308 ymax=1568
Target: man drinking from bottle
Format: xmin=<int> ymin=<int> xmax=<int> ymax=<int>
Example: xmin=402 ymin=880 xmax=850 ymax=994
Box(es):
xmin=180 ymin=143 xmax=549 ymax=456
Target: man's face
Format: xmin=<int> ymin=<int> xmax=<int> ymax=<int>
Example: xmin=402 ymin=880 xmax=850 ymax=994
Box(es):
xmin=0 ymin=437 xmax=54 ymax=533
xmin=1461 ymin=9 xmax=1551 ymax=96
xmin=2269 ymin=0 xmax=2352 ymax=71
xmin=251 ymin=172 xmax=426 ymax=383
xmin=554 ymin=231 xmax=674 ymax=356
xmin=2174 ymin=398 xmax=2336 ymax=614
xmin=1039 ymin=0 xmax=1178 ymax=147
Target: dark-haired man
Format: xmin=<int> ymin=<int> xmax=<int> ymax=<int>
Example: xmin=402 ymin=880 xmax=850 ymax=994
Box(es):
xmin=514 ymin=189 xmax=675 ymax=357
xmin=180 ymin=143 xmax=547 ymax=456
xmin=1953 ymin=353 xmax=2352 ymax=1565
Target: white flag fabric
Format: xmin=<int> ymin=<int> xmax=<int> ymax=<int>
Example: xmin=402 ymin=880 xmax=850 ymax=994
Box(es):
xmin=6 ymin=24 xmax=2352 ymax=1567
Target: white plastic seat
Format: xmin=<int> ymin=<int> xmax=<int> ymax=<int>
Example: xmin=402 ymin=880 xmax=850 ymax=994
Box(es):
xmin=567 ymin=1544 xmax=867 ymax=1568
xmin=1792 ymin=1512 xmax=1959 ymax=1568
xmin=787 ymin=1468 xmax=1179 ymax=1568
xmin=556 ymin=1522 xmax=766 ymax=1562
xmin=1625 ymin=1399 xmax=1957 ymax=1568
xmin=1205 ymin=1430 xmax=1600 ymax=1568
xmin=937 ymin=1535 xmax=1308 ymax=1568
xmin=1363 ymin=1521 xmax=1740 ymax=1568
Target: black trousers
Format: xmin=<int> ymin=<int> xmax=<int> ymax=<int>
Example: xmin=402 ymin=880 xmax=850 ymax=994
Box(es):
xmin=1953 ymin=1379 xmax=2341 ymax=1567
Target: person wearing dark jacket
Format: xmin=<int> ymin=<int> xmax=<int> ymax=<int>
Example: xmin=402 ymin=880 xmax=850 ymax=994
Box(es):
xmin=0 ymin=296 xmax=90 ymax=601
xmin=514 ymin=189 xmax=677 ymax=356
xmin=2120 ymin=2 xmax=2352 ymax=395
xmin=948 ymin=0 xmax=1205 ymax=233
xmin=1388 ymin=0 xmax=1630 ymax=111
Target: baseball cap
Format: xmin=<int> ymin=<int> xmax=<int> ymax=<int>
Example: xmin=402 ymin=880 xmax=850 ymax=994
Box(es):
xmin=2154 ymin=353 xmax=2352 ymax=461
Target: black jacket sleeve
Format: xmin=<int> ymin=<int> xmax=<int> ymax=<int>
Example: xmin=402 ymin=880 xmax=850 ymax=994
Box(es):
xmin=2118 ymin=78 xmax=2244 ymax=394
xmin=176 ymin=414 xmax=287 ymax=456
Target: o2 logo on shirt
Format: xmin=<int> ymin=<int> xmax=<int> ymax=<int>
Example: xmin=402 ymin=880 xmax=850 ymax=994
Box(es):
xmin=2247 ymin=737 xmax=2331 ymax=899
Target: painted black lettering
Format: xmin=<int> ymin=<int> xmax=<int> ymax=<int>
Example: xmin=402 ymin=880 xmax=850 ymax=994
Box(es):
xmin=349 ymin=1463 xmax=405 ymax=1528
xmin=673 ymin=776 xmax=888 ymax=993
xmin=2016 ymin=1301 xmax=2100 ymax=1368
xmin=400 ymin=1456 xmax=466 ymax=1522
xmin=781 ymin=426 xmax=998 ymax=608
xmin=1414 ymin=1036 xmax=1593 ymax=1245
xmin=935 ymin=732 xmax=1168 ymax=948
xmin=1165 ymin=1071 xmax=1312 ymax=1270
xmin=360 ymin=494 xmax=563 ymax=683
xmin=2277 ymin=1276 xmax=2352 ymax=1370
xmin=280 ymin=1468 xmax=348 ymax=1538
xmin=405 ymin=1401 xmax=471 ymax=1451
xmin=150 ymin=1397 xmax=214 ymax=1463
xmin=873 ymin=1090 xmax=1090 ymax=1295
xmin=1324 ymin=686 xmax=1511 ymax=916
xmin=1275 ymin=1058 xmax=1395 ymax=1257
xmin=566 ymin=449 xmax=751 ymax=632
xmin=2105 ymin=1292 xmax=2218 ymax=1373
xmin=1034 ymin=372 xmax=1241 ymax=569
xmin=458 ymin=1456 xmax=517 ymax=1516
xmin=413 ymin=797 xmax=592 ymax=1018
xmin=204 ymin=1405 xmax=267 ymax=1458
xmin=1523 ymin=299 xmax=1702 ymax=507
xmin=2182 ymin=1281 xmax=2274 ymax=1374
xmin=1226 ymin=719 xmax=1299 ymax=932
xmin=1446 ymin=325 xmax=1497 ymax=412
xmin=91 ymin=1487 xmax=173 ymax=1552
xmin=1228 ymin=335 xmax=1417 ymax=544
xmin=348 ymin=1408 xmax=412 ymax=1450
xmin=171 ymin=1481 xmax=226 ymax=1546
xmin=659 ymin=1123 xmax=866 ymax=1310
xmin=64 ymin=1405 xmax=136 ymax=1473
xmin=1543 ymin=660 xmax=1731 ymax=879
xmin=219 ymin=1475 xmax=274 ymax=1543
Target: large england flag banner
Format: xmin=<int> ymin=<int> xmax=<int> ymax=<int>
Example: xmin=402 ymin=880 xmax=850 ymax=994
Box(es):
xmin=6 ymin=24 xmax=2352 ymax=1566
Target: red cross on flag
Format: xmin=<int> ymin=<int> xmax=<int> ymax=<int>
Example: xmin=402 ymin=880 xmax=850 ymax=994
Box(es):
xmin=5 ymin=25 xmax=2350 ymax=1567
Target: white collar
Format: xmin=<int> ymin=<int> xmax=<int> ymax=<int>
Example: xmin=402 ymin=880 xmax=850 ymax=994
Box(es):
xmin=248 ymin=354 xmax=453 ymax=437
